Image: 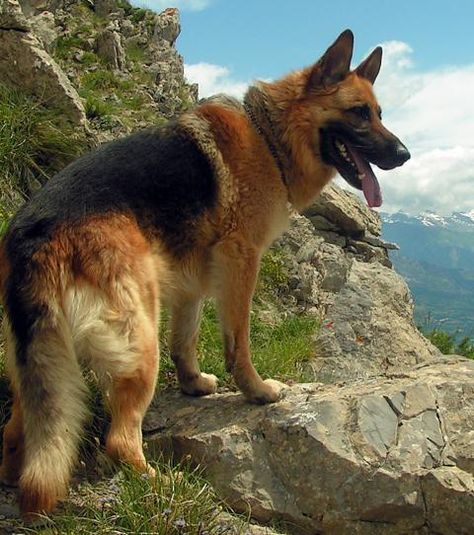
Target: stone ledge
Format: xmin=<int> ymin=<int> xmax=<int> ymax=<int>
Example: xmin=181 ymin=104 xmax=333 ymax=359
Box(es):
xmin=144 ymin=358 xmax=474 ymax=535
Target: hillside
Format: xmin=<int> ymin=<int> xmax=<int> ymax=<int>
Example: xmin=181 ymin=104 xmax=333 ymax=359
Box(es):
xmin=382 ymin=211 xmax=474 ymax=335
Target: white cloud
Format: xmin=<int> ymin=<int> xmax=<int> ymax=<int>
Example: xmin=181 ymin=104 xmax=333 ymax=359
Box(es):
xmin=135 ymin=0 xmax=212 ymax=12
xmin=184 ymin=62 xmax=250 ymax=99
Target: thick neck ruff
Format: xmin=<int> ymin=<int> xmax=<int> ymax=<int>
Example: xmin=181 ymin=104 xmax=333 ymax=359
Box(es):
xmin=243 ymin=86 xmax=290 ymax=186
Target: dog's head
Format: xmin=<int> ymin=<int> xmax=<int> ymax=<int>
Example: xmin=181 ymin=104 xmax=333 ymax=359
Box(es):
xmin=304 ymin=30 xmax=410 ymax=207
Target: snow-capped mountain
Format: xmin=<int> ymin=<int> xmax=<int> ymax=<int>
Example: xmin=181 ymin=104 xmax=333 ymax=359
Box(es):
xmin=383 ymin=210 xmax=474 ymax=228
xmin=381 ymin=211 xmax=474 ymax=336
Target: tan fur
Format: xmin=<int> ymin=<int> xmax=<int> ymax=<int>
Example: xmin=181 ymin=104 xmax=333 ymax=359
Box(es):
xmin=0 ymin=31 xmax=406 ymax=517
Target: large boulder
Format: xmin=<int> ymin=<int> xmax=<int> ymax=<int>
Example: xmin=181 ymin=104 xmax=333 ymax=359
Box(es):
xmin=144 ymin=358 xmax=474 ymax=535
xmin=0 ymin=0 xmax=30 ymax=29
xmin=0 ymin=0 xmax=86 ymax=125
xmin=95 ymin=28 xmax=125 ymax=70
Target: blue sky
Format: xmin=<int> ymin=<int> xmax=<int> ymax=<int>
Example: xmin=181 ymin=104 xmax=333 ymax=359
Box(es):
xmin=136 ymin=1 xmax=474 ymax=215
xmin=140 ymin=0 xmax=474 ymax=77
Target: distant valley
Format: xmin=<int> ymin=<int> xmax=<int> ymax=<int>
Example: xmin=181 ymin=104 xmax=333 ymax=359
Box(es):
xmin=381 ymin=211 xmax=474 ymax=337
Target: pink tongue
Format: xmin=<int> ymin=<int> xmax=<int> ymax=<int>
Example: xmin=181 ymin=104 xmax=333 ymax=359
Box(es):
xmin=346 ymin=144 xmax=382 ymax=208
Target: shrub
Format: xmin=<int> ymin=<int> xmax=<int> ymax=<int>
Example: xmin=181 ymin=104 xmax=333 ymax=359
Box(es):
xmin=425 ymin=328 xmax=474 ymax=359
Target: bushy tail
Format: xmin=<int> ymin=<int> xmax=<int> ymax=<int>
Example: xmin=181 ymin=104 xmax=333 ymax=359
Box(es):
xmin=6 ymin=290 xmax=88 ymax=516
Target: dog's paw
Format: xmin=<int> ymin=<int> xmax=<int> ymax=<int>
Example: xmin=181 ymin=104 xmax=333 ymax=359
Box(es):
xmin=181 ymin=372 xmax=218 ymax=397
xmin=245 ymin=378 xmax=287 ymax=405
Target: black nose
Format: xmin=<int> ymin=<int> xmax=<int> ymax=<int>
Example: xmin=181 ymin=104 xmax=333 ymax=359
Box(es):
xmin=395 ymin=142 xmax=410 ymax=165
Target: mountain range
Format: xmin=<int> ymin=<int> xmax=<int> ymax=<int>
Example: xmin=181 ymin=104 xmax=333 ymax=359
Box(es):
xmin=381 ymin=210 xmax=474 ymax=337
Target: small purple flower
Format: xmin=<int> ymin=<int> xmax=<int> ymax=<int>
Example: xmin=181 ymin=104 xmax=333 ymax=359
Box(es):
xmin=162 ymin=508 xmax=172 ymax=516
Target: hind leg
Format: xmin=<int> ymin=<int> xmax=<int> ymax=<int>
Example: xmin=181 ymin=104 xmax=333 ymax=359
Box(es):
xmin=0 ymin=325 xmax=24 ymax=486
xmin=170 ymin=296 xmax=217 ymax=396
xmin=105 ymin=341 xmax=157 ymax=474
xmin=78 ymin=278 xmax=160 ymax=473
xmin=0 ymin=392 xmax=24 ymax=486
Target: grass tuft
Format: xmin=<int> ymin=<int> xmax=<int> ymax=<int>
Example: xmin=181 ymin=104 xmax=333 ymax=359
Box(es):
xmin=0 ymin=84 xmax=88 ymax=202
xmin=34 ymin=461 xmax=246 ymax=534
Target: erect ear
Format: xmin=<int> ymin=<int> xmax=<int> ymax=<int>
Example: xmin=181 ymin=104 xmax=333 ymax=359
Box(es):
xmin=355 ymin=46 xmax=382 ymax=84
xmin=307 ymin=29 xmax=354 ymax=90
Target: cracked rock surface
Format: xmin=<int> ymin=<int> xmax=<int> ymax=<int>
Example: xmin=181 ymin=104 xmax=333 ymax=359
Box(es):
xmin=144 ymin=358 xmax=474 ymax=535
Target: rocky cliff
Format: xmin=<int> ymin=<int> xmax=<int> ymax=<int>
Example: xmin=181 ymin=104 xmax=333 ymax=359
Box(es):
xmin=0 ymin=2 xmax=472 ymax=534
xmin=0 ymin=0 xmax=196 ymax=137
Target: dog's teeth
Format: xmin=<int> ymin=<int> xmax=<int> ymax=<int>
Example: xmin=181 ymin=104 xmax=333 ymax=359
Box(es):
xmin=358 ymin=173 xmax=366 ymax=180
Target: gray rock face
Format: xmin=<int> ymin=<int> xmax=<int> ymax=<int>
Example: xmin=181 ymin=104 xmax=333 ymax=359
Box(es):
xmin=94 ymin=0 xmax=118 ymax=18
xmin=0 ymin=0 xmax=86 ymax=124
xmin=144 ymin=358 xmax=474 ymax=535
xmin=276 ymin=208 xmax=440 ymax=383
xmin=95 ymin=28 xmax=125 ymax=70
xmin=315 ymin=259 xmax=440 ymax=382
xmin=1 ymin=0 xmax=30 ymax=29
xmin=29 ymin=9 xmax=57 ymax=51
xmin=147 ymin=8 xmax=189 ymax=116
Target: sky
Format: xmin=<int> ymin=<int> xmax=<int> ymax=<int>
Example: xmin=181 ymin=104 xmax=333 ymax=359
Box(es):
xmin=136 ymin=1 xmax=474 ymax=216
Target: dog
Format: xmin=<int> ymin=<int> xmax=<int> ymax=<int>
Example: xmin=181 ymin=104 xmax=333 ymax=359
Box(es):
xmin=0 ymin=29 xmax=409 ymax=517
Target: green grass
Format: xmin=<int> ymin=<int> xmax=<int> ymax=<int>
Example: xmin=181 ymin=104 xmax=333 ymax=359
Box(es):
xmin=130 ymin=8 xmax=147 ymax=24
xmin=12 ymin=462 xmax=247 ymax=534
xmin=81 ymin=91 xmax=114 ymax=120
xmin=125 ymin=41 xmax=146 ymax=64
xmin=160 ymin=302 xmax=317 ymax=388
xmin=52 ymin=35 xmax=87 ymax=61
xmin=0 ymin=84 xmax=88 ymax=202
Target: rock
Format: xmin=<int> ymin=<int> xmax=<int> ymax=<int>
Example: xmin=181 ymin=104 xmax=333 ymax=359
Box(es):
xmin=18 ymin=1 xmax=73 ymax=17
xmin=276 ymin=213 xmax=439 ymax=382
xmin=153 ymin=7 xmax=181 ymax=46
xmin=0 ymin=0 xmax=86 ymax=125
xmin=314 ymin=260 xmax=440 ymax=382
xmin=95 ymin=28 xmax=125 ymax=70
xmin=94 ymin=0 xmax=118 ymax=18
xmin=0 ymin=0 xmax=30 ymax=30
xmin=346 ymin=238 xmax=392 ymax=267
xmin=29 ymin=10 xmax=57 ymax=51
xmin=306 ymin=214 xmax=340 ymax=232
xmin=305 ymin=184 xmax=382 ymax=236
xmin=144 ymin=358 xmax=474 ymax=535
xmin=363 ymin=233 xmax=399 ymax=250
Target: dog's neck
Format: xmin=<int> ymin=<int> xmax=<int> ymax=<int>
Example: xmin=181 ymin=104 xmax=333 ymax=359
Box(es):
xmin=243 ymin=86 xmax=291 ymax=186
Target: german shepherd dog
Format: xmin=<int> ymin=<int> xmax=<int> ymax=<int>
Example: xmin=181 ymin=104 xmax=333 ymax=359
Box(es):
xmin=0 ymin=29 xmax=409 ymax=517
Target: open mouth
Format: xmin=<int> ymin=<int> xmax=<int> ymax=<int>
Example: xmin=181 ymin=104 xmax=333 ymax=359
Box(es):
xmin=322 ymin=134 xmax=383 ymax=208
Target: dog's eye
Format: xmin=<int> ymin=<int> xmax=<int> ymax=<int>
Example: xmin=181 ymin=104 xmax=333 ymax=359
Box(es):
xmin=348 ymin=105 xmax=371 ymax=121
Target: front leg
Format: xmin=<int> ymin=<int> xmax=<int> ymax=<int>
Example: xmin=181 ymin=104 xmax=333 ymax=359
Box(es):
xmin=212 ymin=239 xmax=284 ymax=404
xmin=170 ymin=295 xmax=218 ymax=396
